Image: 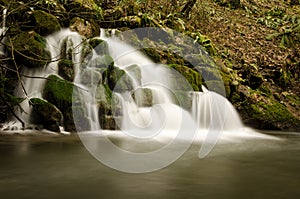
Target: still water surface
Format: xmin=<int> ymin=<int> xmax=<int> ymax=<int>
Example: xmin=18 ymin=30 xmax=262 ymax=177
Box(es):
xmin=0 ymin=132 xmax=299 ymax=199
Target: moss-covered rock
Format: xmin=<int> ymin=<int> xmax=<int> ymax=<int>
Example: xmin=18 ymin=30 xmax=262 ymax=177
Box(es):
xmin=87 ymin=55 xmax=114 ymax=69
xmin=89 ymin=38 xmax=109 ymax=55
xmin=10 ymin=31 xmax=51 ymax=68
xmin=169 ymin=64 xmax=202 ymax=91
xmin=30 ymin=98 xmax=62 ymax=132
xmin=70 ymin=17 xmax=100 ymax=38
xmin=31 ymin=10 xmax=61 ymax=36
xmin=58 ymin=59 xmax=74 ymax=81
xmin=43 ymin=74 xmax=76 ymax=132
xmin=103 ymin=65 xmax=133 ymax=92
xmin=235 ymin=85 xmax=300 ymax=130
xmin=96 ymin=84 xmax=119 ymax=130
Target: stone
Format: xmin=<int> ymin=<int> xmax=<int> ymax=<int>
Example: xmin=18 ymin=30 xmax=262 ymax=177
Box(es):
xmin=31 ymin=10 xmax=61 ymax=36
xmin=43 ymin=74 xmax=76 ymax=132
xmin=10 ymin=31 xmax=51 ymax=68
xmin=58 ymin=59 xmax=74 ymax=81
xmin=103 ymin=65 xmax=133 ymax=92
xmin=30 ymin=98 xmax=62 ymax=132
xmin=89 ymin=38 xmax=109 ymax=55
xmin=70 ymin=17 xmax=100 ymax=38
xmin=132 ymin=88 xmax=153 ymax=107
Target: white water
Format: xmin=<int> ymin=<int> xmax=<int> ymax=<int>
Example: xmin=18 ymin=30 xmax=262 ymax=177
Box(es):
xmin=0 ymin=8 xmax=7 ymax=55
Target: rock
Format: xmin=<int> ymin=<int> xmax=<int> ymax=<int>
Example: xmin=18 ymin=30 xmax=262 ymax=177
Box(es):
xmin=31 ymin=10 xmax=61 ymax=36
xmin=10 ymin=31 xmax=51 ymax=68
xmin=30 ymin=98 xmax=62 ymax=132
xmin=132 ymin=88 xmax=153 ymax=107
xmin=58 ymin=59 xmax=74 ymax=81
xmin=43 ymin=74 xmax=76 ymax=132
xmin=89 ymin=38 xmax=109 ymax=55
xmin=96 ymin=84 xmax=120 ymax=130
xmin=63 ymin=0 xmax=103 ymax=20
xmin=86 ymin=55 xmax=114 ymax=70
xmin=80 ymin=67 xmax=102 ymax=86
xmin=103 ymin=65 xmax=134 ymax=92
xmin=169 ymin=64 xmax=202 ymax=91
xmin=235 ymin=85 xmax=300 ymax=131
xmin=70 ymin=17 xmax=100 ymax=38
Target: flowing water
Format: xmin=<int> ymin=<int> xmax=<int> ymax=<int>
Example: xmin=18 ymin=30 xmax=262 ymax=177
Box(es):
xmin=0 ymin=132 xmax=299 ymax=199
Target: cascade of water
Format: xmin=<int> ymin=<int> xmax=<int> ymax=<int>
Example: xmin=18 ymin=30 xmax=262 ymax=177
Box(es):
xmin=100 ymin=31 xmax=185 ymax=135
xmin=191 ymin=86 xmax=243 ymax=131
xmin=2 ymin=27 xmax=247 ymax=137
xmin=9 ymin=29 xmax=84 ymax=129
xmin=0 ymin=8 xmax=7 ymax=55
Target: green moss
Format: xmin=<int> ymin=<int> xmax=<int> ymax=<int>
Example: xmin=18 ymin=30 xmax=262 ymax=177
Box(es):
xmin=169 ymin=64 xmax=202 ymax=91
xmin=238 ymin=87 xmax=300 ymax=130
xmin=43 ymin=75 xmax=77 ymax=132
xmin=31 ymin=10 xmax=61 ymax=36
xmin=43 ymin=75 xmax=74 ymax=109
xmin=11 ymin=31 xmax=51 ymax=68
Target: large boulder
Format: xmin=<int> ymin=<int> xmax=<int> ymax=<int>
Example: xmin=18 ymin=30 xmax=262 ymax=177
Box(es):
xmin=10 ymin=31 xmax=51 ymax=68
xmin=30 ymin=98 xmax=62 ymax=132
xmin=234 ymin=85 xmax=300 ymax=130
xmin=31 ymin=10 xmax=61 ymax=36
xmin=43 ymin=74 xmax=76 ymax=132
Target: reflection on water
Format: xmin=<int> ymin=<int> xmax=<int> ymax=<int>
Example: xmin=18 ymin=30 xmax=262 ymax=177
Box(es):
xmin=0 ymin=132 xmax=300 ymax=199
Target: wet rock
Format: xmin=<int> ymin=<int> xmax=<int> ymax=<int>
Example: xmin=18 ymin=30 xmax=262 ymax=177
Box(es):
xmin=103 ymin=65 xmax=133 ymax=92
xmin=43 ymin=75 xmax=76 ymax=132
xmin=89 ymin=38 xmax=109 ymax=55
xmin=31 ymin=10 xmax=61 ymax=36
xmin=169 ymin=64 xmax=202 ymax=91
xmin=10 ymin=31 xmax=51 ymax=68
xmin=132 ymin=88 xmax=153 ymax=107
xmin=58 ymin=59 xmax=74 ymax=81
xmin=30 ymin=98 xmax=62 ymax=132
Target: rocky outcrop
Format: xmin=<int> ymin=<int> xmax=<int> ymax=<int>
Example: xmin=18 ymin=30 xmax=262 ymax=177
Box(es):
xmin=43 ymin=75 xmax=76 ymax=132
xmin=30 ymin=98 xmax=62 ymax=132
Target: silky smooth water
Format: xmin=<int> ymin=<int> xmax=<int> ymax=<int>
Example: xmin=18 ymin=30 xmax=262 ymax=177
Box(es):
xmin=0 ymin=132 xmax=299 ymax=199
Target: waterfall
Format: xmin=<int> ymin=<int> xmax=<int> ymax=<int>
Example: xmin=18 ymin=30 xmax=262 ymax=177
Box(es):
xmin=5 ymin=29 xmax=84 ymax=130
xmin=0 ymin=8 xmax=7 ymax=55
xmin=2 ymin=27 xmax=246 ymax=138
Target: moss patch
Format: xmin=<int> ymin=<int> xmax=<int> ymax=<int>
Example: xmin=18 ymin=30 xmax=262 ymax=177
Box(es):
xmin=31 ymin=10 xmax=61 ymax=36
